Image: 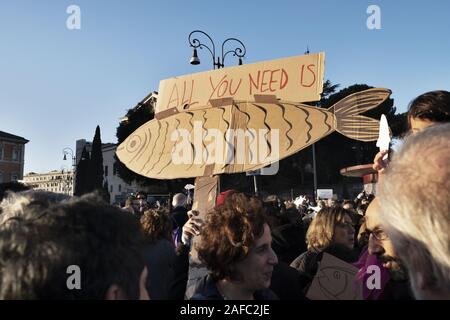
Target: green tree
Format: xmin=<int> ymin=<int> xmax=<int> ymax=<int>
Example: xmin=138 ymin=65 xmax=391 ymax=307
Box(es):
xmin=320 ymin=80 xmax=340 ymax=103
xmin=390 ymin=112 xmax=408 ymax=137
xmin=89 ymin=125 xmax=104 ymax=192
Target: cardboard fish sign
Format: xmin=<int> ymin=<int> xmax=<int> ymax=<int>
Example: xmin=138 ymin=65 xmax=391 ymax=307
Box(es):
xmin=116 ymin=88 xmax=391 ymax=179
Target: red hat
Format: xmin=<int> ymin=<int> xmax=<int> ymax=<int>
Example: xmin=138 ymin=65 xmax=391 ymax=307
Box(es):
xmin=215 ymin=189 xmax=237 ymax=207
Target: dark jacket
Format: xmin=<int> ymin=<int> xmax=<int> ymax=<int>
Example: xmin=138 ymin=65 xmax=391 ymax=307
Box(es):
xmin=170 ymin=243 xmax=191 ymax=300
xmin=143 ymin=238 xmax=176 ymax=300
xmin=271 ymin=222 xmax=307 ymax=264
xmin=171 ymin=206 xmax=189 ymax=245
xmin=171 ymin=206 xmax=188 ymax=229
xmin=290 ymin=249 xmax=320 ymax=279
xmin=291 ymin=245 xmax=360 ymax=277
xmin=269 ymin=261 xmax=306 ymax=300
xmin=190 ymin=274 xmax=278 ymax=300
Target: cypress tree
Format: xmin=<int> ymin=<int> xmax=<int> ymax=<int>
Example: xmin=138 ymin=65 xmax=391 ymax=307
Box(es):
xmin=90 ymin=125 xmax=104 ymax=192
xmin=102 ymin=180 xmax=110 ymax=203
xmin=74 ymin=146 xmax=90 ymax=196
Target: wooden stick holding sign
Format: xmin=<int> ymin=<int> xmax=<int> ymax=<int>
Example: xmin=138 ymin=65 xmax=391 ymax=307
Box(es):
xmin=189 ymin=175 xmax=219 ymax=263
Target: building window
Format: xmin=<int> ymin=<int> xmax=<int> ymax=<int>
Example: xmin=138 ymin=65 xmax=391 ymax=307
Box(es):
xmin=110 ymin=185 xmax=113 ymax=193
xmin=0 ymin=143 xmax=3 ymax=160
xmin=118 ymin=184 xmax=121 ymax=192
xmin=12 ymin=146 xmax=21 ymax=161
xmin=0 ymin=172 xmax=3 ymax=183
xmin=113 ymin=162 xmax=118 ymax=175
xmin=105 ymin=165 xmax=108 ymax=177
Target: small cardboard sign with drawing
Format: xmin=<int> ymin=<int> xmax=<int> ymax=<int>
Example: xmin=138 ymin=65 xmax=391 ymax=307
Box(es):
xmin=306 ymin=253 xmax=363 ymax=300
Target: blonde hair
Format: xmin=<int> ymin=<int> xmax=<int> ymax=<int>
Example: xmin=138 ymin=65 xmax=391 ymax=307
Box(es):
xmin=306 ymin=207 xmax=351 ymax=251
xmin=378 ymin=123 xmax=450 ymax=298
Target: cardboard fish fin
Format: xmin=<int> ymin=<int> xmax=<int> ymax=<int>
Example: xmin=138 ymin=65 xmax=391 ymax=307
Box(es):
xmin=330 ymin=88 xmax=391 ymax=142
xmin=335 ymin=115 xmax=380 ymax=142
xmin=331 ymin=88 xmax=392 ymax=116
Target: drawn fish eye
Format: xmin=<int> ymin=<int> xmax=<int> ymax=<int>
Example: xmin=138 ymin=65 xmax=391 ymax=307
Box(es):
xmin=126 ymin=135 xmax=142 ymax=153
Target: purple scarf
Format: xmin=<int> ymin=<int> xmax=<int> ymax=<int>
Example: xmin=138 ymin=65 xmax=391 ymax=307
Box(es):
xmin=353 ymin=247 xmax=391 ymax=300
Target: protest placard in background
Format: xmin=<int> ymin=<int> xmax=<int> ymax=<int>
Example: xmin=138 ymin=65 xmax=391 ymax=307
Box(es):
xmin=317 ymin=189 xmax=333 ymax=199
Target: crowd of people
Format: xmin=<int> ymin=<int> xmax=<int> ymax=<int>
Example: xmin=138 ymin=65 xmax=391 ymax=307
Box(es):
xmin=0 ymin=90 xmax=448 ymax=300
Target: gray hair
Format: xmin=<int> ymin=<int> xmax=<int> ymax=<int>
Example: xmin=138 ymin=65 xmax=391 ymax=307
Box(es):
xmin=378 ymin=123 xmax=450 ymax=298
xmin=172 ymin=193 xmax=186 ymax=208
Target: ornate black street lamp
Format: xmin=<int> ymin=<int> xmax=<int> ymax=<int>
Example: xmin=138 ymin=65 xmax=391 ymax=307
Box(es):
xmin=188 ymin=30 xmax=246 ymax=69
xmin=62 ymin=147 xmax=76 ymax=195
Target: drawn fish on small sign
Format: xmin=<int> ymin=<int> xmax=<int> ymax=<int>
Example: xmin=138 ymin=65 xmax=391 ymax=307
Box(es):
xmin=316 ymin=266 xmax=360 ymax=300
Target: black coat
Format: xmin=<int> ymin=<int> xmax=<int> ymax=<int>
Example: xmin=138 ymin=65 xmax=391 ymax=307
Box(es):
xmin=143 ymin=238 xmax=176 ymax=300
xmin=271 ymin=222 xmax=307 ymax=264
xmin=190 ymin=274 xmax=278 ymax=300
xmin=171 ymin=206 xmax=188 ymax=228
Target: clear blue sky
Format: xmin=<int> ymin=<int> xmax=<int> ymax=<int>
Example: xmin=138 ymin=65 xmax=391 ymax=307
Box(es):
xmin=1 ymin=0 xmax=449 ymax=174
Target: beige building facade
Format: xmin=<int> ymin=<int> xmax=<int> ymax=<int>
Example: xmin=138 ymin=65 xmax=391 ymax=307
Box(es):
xmin=23 ymin=170 xmax=74 ymax=195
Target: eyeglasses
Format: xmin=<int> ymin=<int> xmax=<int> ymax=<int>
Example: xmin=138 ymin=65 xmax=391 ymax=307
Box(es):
xmin=365 ymin=227 xmax=389 ymax=241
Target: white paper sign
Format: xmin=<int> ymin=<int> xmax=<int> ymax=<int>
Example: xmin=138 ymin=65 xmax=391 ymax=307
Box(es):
xmin=317 ymin=189 xmax=333 ymax=199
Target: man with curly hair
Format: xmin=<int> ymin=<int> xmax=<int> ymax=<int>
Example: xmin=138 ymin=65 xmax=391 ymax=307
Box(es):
xmin=190 ymin=192 xmax=278 ymax=300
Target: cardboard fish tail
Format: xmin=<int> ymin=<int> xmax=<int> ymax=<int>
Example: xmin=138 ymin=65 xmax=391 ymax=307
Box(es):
xmin=331 ymin=88 xmax=391 ymax=142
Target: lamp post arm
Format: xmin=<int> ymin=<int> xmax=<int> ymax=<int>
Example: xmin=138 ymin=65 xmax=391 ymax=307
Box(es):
xmin=189 ymin=30 xmax=216 ymax=68
xmin=62 ymin=147 xmax=76 ymax=169
xmin=221 ymin=37 xmax=246 ymax=66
